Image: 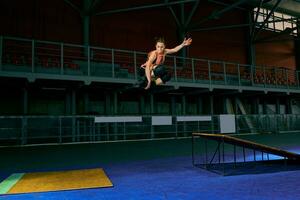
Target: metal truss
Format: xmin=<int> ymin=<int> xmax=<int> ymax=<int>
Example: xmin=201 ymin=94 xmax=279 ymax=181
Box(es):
xmin=94 ymin=0 xmax=197 ymax=16
xmin=61 ymin=0 xmax=300 ymax=45
xmin=252 ymin=0 xmax=283 ymax=41
xmin=188 ymin=0 xmax=248 ymax=31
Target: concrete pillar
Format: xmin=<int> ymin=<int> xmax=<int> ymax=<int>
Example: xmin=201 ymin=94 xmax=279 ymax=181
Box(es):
xmin=246 ymin=11 xmax=256 ymax=66
xmin=71 ymin=89 xmax=76 ymax=115
xmin=197 ymin=96 xmax=203 ymax=114
xmin=22 ymin=87 xmax=28 ymax=115
xmin=275 ymin=98 xmax=280 ymax=114
xmin=150 ymin=94 xmax=154 ymax=114
xmin=182 ymin=96 xmax=186 ymax=115
xmin=105 ymin=93 xmax=111 ymax=115
xmin=140 ymin=95 xmax=145 ymax=114
xmin=65 ymin=90 xmax=71 ymax=115
xmin=209 ymin=94 xmax=214 ymax=115
xmin=171 ymin=96 xmax=176 ymax=116
xmin=113 ymin=92 xmax=118 ymax=115
xmin=84 ymin=92 xmax=89 ymax=114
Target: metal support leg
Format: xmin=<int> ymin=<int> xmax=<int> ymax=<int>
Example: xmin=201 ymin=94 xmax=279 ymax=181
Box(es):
xmin=222 ymin=139 xmax=225 ymax=175
xmin=209 ymin=142 xmax=221 ymax=165
xmin=192 ymin=135 xmax=195 ymax=166
xmin=234 ymin=145 xmax=236 ymax=168
xmin=205 ymin=139 xmax=208 ymax=169
xmin=243 ymin=146 xmax=246 ymax=163
xmin=218 ymin=141 xmax=221 ymax=164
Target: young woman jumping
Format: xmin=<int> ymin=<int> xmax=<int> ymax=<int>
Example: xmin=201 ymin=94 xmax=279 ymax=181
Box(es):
xmin=140 ymin=37 xmax=192 ymax=90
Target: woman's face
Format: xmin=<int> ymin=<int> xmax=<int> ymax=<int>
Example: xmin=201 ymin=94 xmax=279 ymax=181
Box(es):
xmin=156 ymin=42 xmax=165 ymax=54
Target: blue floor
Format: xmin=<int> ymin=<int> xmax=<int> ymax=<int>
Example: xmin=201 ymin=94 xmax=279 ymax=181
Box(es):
xmin=1 ymin=146 xmax=300 ymax=200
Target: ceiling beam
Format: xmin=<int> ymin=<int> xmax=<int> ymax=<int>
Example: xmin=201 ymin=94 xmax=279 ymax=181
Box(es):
xmin=165 ymin=0 xmax=182 ymax=27
xmin=94 ymin=0 xmax=197 ymax=16
xmin=191 ymin=23 xmax=250 ymax=31
xmin=190 ymin=17 xmax=298 ymax=32
xmin=251 ymin=0 xmax=265 ymax=38
xmin=64 ymin=0 xmax=82 ymax=15
xmin=89 ymin=0 xmax=101 ymax=12
xmin=184 ymin=0 xmax=200 ymax=28
xmin=164 ymin=0 xmax=200 ymax=31
xmin=207 ymin=0 xmax=246 ymax=10
xmin=189 ymin=0 xmax=248 ymax=30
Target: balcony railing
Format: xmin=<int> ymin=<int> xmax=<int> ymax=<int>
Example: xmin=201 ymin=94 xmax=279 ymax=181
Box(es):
xmin=0 ymin=36 xmax=299 ymax=91
xmin=0 ymin=114 xmax=300 ymax=146
xmin=0 ymin=115 xmax=218 ymax=146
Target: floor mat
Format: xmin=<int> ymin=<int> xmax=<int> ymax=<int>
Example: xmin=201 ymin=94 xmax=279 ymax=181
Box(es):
xmin=0 ymin=168 xmax=113 ymax=194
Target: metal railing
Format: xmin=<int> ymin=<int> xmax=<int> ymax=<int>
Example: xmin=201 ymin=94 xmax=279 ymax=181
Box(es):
xmin=1 ymin=114 xmax=300 ymax=146
xmin=1 ymin=36 xmax=299 ymax=91
xmin=236 ymin=114 xmax=300 ymax=134
xmin=0 ymin=115 xmax=219 ymax=146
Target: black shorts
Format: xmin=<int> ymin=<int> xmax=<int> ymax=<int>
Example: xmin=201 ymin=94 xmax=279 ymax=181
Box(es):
xmin=138 ymin=65 xmax=171 ymax=84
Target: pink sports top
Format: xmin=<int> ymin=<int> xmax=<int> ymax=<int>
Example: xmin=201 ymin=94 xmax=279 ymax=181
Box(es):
xmin=154 ymin=51 xmax=165 ymax=65
xmin=146 ymin=50 xmax=165 ymax=67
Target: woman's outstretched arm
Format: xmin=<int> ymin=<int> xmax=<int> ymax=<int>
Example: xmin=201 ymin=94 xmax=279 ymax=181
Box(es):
xmin=165 ymin=38 xmax=192 ymax=55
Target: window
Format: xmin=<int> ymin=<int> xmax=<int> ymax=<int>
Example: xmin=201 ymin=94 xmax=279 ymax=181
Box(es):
xmin=257 ymin=15 xmax=264 ymax=23
xmin=253 ymin=8 xmax=298 ymax=36
xmin=274 ymin=21 xmax=283 ymax=31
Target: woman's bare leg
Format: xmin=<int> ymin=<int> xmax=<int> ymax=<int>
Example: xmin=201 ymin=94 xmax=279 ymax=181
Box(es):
xmin=145 ymin=65 xmax=152 ymax=89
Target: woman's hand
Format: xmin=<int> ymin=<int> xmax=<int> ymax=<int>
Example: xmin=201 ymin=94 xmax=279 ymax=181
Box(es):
xmin=182 ymin=38 xmax=192 ymax=47
xmin=140 ymin=63 xmax=146 ymax=69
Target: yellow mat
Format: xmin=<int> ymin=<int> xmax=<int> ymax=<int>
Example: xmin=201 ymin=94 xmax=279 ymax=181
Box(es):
xmin=2 ymin=168 xmax=113 ymax=194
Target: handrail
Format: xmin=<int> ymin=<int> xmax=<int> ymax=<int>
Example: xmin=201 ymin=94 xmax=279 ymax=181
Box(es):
xmin=0 ymin=113 xmax=295 ymax=118
xmin=0 ymin=114 xmax=299 ymax=146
